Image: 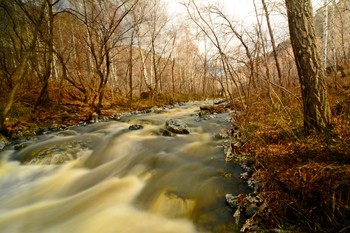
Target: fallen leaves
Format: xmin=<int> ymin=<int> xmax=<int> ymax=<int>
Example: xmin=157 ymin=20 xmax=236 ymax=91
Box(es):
xmin=231 ymin=97 xmax=350 ymax=232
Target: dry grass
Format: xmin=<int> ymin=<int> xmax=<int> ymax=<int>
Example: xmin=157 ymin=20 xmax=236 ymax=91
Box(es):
xmin=232 ymin=82 xmax=350 ymax=232
xmin=0 ymin=92 xmax=198 ymax=136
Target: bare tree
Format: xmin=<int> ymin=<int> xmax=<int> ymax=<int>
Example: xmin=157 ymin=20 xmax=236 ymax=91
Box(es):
xmin=253 ymin=0 xmax=274 ymax=104
xmin=128 ymin=29 xmax=135 ymax=102
xmin=208 ymin=5 xmax=255 ymax=108
xmin=53 ymin=12 xmax=92 ymax=103
xmin=68 ymin=0 xmax=137 ymax=114
xmin=184 ymin=1 xmax=236 ymax=101
xmin=174 ymin=26 xmax=201 ymax=98
xmin=0 ymin=0 xmax=47 ymax=131
xmin=131 ymin=0 xmax=154 ymax=93
xmin=261 ymin=0 xmax=284 ymax=90
xmin=32 ymin=0 xmax=61 ymax=110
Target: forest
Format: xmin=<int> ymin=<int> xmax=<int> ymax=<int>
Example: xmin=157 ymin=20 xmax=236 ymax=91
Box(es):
xmin=0 ymin=0 xmax=349 ymax=232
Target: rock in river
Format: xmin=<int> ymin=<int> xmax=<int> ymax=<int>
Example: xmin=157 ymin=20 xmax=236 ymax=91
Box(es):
xmin=0 ymin=134 xmax=9 ymax=150
xmin=0 ymin=141 xmax=5 ymax=150
xmin=165 ymin=119 xmax=190 ymax=135
xmin=199 ymin=105 xmax=226 ymax=117
xmin=159 ymin=129 xmax=175 ymax=137
xmin=129 ymin=124 xmax=143 ymax=130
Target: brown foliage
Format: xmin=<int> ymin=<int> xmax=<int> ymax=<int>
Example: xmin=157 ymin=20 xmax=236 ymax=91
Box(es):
xmin=232 ymin=86 xmax=350 ymax=232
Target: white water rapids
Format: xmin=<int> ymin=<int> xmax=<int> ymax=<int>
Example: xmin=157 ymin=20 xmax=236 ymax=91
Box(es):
xmin=0 ymin=102 xmax=248 ymax=233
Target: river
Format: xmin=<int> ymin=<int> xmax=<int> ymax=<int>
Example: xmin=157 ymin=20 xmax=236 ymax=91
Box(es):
xmin=0 ymin=101 xmax=248 ymax=233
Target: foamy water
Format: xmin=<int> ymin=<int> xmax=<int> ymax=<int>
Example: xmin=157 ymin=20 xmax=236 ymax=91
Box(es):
xmin=0 ymin=102 xmax=248 ymax=232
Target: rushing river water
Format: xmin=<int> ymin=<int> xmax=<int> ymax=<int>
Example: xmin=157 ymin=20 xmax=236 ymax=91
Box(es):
xmin=0 ymin=101 xmax=248 ymax=233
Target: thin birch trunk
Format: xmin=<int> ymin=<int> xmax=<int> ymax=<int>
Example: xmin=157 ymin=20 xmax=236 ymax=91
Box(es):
xmin=261 ymin=0 xmax=283 ymax=90
xmin=322 ymin=0 xmax=329 ymax=72
xmin=254 ymin=0 xmax=274 ymax=105
xmin=135 ymin=25 xmax=153 ymax=91
xmin=330 ymin=0 xmax=338 ymax=88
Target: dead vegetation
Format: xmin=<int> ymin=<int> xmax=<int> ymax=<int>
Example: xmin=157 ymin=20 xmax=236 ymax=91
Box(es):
xmin=230 ymin=78 xmax=350 ymax=232
xmin=0 ymin=91 xmax=193 ymax=137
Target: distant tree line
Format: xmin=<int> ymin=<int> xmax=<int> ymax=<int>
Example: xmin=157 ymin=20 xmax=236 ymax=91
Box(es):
xmin=1 ymin=0 xmax=347 ymax=132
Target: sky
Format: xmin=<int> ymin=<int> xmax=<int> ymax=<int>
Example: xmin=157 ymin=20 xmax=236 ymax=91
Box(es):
xmin=163 ymin=0 xmax=331 ymax=45
xmin=164 ymin=0 xmax=328 ymax=22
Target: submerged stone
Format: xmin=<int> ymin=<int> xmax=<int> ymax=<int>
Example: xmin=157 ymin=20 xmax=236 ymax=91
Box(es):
xmin=159 ymin=129 xmax=175 ymax=137
xmin=152 ymin=108 xmax=165 ymax=114
xmin=212 ymin=133 xmax=225 ymax=140
xmin=14 ymin=142 xmax=33 ymax=150
xmin=150 ymin=190 xmax=196 ymax=218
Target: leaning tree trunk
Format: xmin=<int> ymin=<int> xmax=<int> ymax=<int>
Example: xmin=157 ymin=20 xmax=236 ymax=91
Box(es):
xmin=285 ymin=0 xmax=332 ymax=131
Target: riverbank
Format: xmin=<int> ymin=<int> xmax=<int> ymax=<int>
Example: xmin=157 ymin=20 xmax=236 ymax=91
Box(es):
xmin=228 ymin=93 xmax=350 ymax=232
xmin=0 ymin=97 xmax=185 ymax=141
xmin=0 ymin=98 xmax=235 ymax=153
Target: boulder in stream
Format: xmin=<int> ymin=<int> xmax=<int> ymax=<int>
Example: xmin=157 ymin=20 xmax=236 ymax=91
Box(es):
xmin=129 ymin=124 xmax=143 ymax=130
xmin=0 ymin=141 xmax=5 ymax=150
xmin=0 ymin=134 xmax=9 ymax=150
xmin=165 ymin=119 xmax=190 ymax=135
xmin=199 ymin=105 xmax=226 ymax=117
xmin=152 ymin=107 xmax=166 ymax=114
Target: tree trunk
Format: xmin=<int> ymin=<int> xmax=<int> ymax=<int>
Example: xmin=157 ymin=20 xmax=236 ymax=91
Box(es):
xmin=285 ymin=0 xmax=332 ymax=131
xmin=128 ymin=30 xmax=134 ymax=103
xmin=35 ymin=0 xmax=56 ymax=110
xmin=95 ymin=46 xmax=110 ymax=115
xmin=262 ymin=0 xmax=283 ymax=91
xmin=135 ymin=25 xmax=153 ymax=92
xmin=254 ymin=0 xmax=274 ymax=105
xmin=322 ymin=0 xmax=329 ymax=72
xmin=330 ymin=0 xmax=338 ymax=88
xmin=171 ymin=58 xmax=175 ymax=99
xmin=337 ymin=4 xmax=347 ymax=63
